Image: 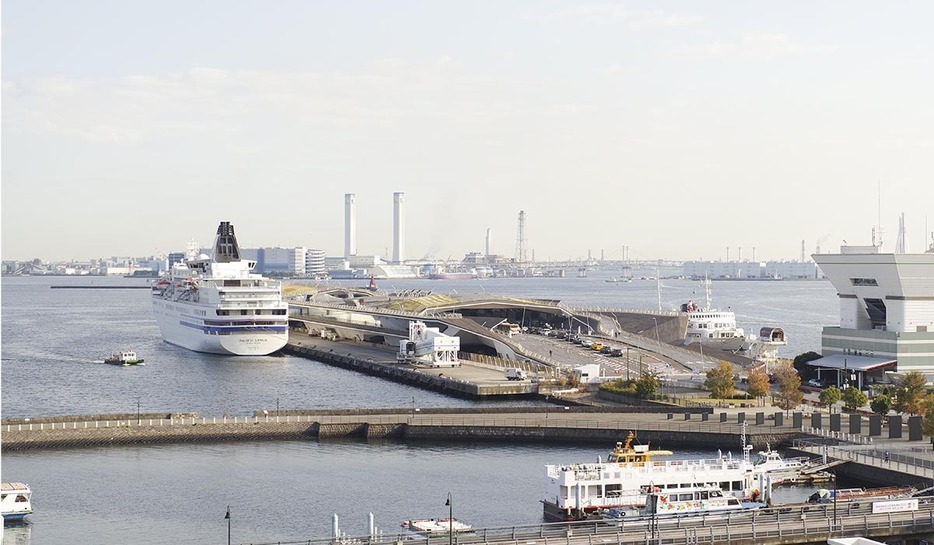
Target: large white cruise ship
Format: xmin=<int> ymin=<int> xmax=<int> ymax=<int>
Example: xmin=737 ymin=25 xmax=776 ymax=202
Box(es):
xmin=151 ymin=222 xmax=289 ymax=356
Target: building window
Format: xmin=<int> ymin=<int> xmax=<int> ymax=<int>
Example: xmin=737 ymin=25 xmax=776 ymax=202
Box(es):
xmin=851 ymin=278 xmax=879 ymax=286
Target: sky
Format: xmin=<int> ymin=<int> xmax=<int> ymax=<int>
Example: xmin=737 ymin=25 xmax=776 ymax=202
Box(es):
xmin=2 ymin=1 xmax=933 ymax=263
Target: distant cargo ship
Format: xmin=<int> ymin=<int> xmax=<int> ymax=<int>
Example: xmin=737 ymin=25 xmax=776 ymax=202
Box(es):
xmin=151 ymin=222 xmax=288 ymax=356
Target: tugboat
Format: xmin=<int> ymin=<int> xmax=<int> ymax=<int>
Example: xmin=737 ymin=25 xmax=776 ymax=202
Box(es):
xmin=104 ymin=351 xmax=145 ymax=366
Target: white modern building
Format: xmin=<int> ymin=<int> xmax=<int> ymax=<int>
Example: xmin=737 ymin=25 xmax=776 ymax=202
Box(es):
xmin=305 ymin=249 xmax=326 ymax=278
xmin=812 ymin=245 xmax=934 ymax=379
xmin=682 ymin=260 xmax=820 ymax=279
xmin=241 ymin=247 xmax=307 ymax=275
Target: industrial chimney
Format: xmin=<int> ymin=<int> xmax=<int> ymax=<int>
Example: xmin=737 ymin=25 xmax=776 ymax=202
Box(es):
xmin=393 ymin=192 xmax=405 ymax=263
xmin=344 ymin=194 xmax=357 ymax=259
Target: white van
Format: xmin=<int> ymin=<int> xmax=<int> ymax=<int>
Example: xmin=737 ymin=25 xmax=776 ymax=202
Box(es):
xmin=505 ymin=368 xmax=528 ymax=381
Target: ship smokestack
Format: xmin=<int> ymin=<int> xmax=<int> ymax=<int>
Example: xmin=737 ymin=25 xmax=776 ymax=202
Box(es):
xmin=345 ymin=194 xmax=357 ymax=259
xmin=213 ymin=221 xmax=241 ymax=263
xmin=393 ymin=192 xmax=405 ymax=263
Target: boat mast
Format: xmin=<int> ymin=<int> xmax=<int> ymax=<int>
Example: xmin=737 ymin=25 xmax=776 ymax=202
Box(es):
xmin=704 ymin=273 xmax=712 ymax=311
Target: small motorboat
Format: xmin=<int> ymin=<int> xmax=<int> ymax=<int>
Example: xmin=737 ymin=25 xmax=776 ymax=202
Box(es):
xmin=104 ymin=351 xmax=145 ymax=365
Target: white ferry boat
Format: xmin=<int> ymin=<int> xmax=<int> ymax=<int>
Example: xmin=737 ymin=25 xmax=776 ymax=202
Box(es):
xmin=542 ymin=433 xmax=761 ymax=521
xmin=681 ymin=278 xmax=746 ymax=351
xmin=1 ymin=482 xmax=33 ymax=522
xmin=151 ymin=222 xmax=289 ymax=356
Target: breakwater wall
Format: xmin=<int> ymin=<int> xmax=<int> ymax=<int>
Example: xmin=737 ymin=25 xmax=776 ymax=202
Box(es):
xmin=2 ymin=409 xmax=799 ymax=452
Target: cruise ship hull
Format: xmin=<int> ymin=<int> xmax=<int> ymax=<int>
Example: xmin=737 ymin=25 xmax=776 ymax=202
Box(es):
xmin=152 ymin=301 xmax=288 ymax=356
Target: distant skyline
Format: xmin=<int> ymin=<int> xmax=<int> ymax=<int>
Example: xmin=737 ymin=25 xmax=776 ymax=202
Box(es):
xmin=3 ymin=1 xmax=933 ymax=262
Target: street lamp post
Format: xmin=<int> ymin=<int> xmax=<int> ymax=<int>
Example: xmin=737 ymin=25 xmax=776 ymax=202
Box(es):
xmin=648 ymin=480 xmax=657 ymax=542
xmin=832 ymin=470 xmax=838 ymax=528
xmin=625 ymin=347 xmax=630 ymax=380
xmin=136 ymin=399 xmax=141 ymax=425
xmin=445 ymin=493 xmax=453 ymax=545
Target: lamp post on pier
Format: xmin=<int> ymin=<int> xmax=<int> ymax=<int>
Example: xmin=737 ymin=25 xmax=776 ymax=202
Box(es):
xmin=225 ymin=505 xmax=231 ymax=545
xmin=444 ymin=492 xmax=453 ymax=545
xmin=136 ymin=398 xmax=141 ymax=425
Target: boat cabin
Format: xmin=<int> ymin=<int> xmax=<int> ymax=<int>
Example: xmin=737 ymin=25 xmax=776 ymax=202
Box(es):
xmin=607 ymin=432 xmax=674 ymax=464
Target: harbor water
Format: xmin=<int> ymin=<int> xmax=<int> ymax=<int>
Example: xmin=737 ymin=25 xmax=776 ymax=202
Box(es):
xmin=1 ymin=274 xmax=838 ymax=544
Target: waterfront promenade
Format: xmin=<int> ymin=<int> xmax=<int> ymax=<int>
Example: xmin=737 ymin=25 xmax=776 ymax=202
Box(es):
xmin=263 ymin=497 xmax=934 ymax=545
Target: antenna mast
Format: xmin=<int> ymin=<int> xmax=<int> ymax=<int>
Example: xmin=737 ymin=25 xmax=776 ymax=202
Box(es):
xmin=876 ymin=180 xmax=884 ymax=250
xmin=515 ymin=210 xmax=527 ymax=263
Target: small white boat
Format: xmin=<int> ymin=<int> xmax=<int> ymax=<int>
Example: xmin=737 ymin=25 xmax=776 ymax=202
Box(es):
xmin=1 ymin=482 xmax=33 ymax=522
xmin=401 ymin=518 xmax=473 ymax=539
xmin=751 ymin=445 xmax=831 ymax=484
xmin=104 ymin=351 xmax=145 ymax=365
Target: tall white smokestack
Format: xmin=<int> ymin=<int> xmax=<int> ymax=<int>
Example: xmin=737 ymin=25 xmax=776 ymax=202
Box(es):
xmin=393 ymin=192 xmax=405 ymax=263
xmin=344 ymin=194 xmax=357 ymax=259
xmin=485 ymin=228 xmax=492 ymax=258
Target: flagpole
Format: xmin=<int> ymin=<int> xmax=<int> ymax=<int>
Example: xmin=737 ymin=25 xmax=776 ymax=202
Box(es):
xmin=225 ymin=505 xmax=231 ymax=545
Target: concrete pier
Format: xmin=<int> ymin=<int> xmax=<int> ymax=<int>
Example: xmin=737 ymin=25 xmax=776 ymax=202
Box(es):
xmin=285 ymin=337 xmax=539 ymax=398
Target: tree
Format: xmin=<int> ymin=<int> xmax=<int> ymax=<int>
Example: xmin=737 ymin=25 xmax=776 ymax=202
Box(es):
xmin=746 ymin=369 xmax=771 ymax=405
xmin=818 ymin=386 xmax=842 ymax=413
xmin=792 ymin=351 xmax=822 ymax=379
xmin=774 ymin=367 xmax=804 ymax=413
xmin=705 ymin=361 xmax=735 ymax=399
xmin=870 ymin=395 xmax=892 ymax=418
xmin=921 ymin=394 xmax=934 ymax=439
xmin=635 ymin=373 xmax=660 ymax=398
xmin=894 ymin=371 xmax=928 ymax=415
xmin=842 ymin=386 xmax=868 ymax=411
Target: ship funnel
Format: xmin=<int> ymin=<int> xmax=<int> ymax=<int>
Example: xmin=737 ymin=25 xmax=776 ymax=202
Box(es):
xmin=213 ymin=222 xmax=241 ymax=263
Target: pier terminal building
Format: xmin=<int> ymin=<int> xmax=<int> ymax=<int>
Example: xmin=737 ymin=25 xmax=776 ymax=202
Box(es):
xmin=811 ymin=245 xmax=934 ymax=385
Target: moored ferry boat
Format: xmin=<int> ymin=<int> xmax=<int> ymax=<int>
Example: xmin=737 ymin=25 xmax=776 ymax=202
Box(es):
xmin=542 ymin=433 xmax=761 ymax=521
xmin=1 ymin=482 xmax=33 ymax=522
xmin=603 ymin=484 xmax=759 ymax=523
xmin=681 ymin=278 xmax=746 ymax=350
xmin=151 ymin=222 xmax=289 ymax=356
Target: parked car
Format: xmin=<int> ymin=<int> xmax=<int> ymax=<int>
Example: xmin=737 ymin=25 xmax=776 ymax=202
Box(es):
xmin=505 ymin=368 xmax=528 ymax=381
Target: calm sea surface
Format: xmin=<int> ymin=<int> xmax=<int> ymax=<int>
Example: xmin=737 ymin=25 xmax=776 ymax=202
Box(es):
xmin=1 ymin=273 xmax=838 ymax=544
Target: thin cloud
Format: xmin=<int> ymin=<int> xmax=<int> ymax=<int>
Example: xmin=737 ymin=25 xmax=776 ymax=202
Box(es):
xmin=683 ymin=32 xmax=840 ymax=61
xmin=526 ymin=4 xmax=703 ymax=29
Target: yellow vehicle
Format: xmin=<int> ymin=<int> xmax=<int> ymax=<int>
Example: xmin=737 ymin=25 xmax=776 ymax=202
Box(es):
xmin=591 ymin=342 xmax=604 ymax=351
